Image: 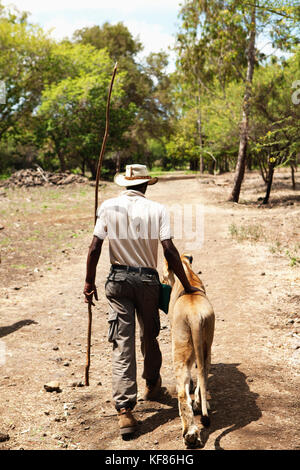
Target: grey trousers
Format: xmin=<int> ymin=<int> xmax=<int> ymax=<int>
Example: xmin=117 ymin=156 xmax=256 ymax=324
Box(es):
xmin=105 ymin=266 xmax=162 ymax=410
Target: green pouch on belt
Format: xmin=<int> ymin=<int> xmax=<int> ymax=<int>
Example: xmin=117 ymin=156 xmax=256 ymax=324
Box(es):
xmin=159 ymin=283 xmax=172 ymax=314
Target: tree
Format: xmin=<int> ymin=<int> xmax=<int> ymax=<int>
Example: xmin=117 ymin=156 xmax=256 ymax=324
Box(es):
xmin=166 ymin=108 xmax=201 ymax=170
xmin=229 ymin=2 xmax=257 ymax=202
xmin=37 ymin=43 xmax=135 ymax=176
xmin=253 ymin=120 xmax=298 ymax=203
xmin=74 ymin=23 xmax=172 ymax=171
xmin=227 ymin=0 xmax=299 ymax=201
xmin=175 ymin=0 xmax=248 ymax=173
xmin=73 ymin=22 xmax=142 ymax=62
xmin=202 ymin=79 xmax=243 ymax=173
xmin=175 ymin=0 xmax=299 ymax=201
xmin=250 ymin=48 xmax=300 ymax=203
xmin=127 ymin=51 xmax=174 ymax=168
xmin=0 ymin=4 xmax=54 ymax=141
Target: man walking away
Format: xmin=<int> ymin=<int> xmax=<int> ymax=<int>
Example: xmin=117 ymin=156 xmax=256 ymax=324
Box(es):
xmin=84 ymin=164 xmax=199 ymax=437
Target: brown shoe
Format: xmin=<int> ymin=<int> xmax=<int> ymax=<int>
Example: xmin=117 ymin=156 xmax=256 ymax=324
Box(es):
xmin=143 ymin=375 xmax=162 ymax=401
xmin=117 ymin=408 xmax=138 ymax=436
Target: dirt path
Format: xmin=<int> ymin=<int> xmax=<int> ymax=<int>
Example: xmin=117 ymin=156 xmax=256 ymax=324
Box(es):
xmin=0 ymin=177 xmax=299 ymax=450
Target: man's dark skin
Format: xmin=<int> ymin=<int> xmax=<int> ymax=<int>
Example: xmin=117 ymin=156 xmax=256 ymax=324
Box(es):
xmin=83 ymin=182 xmax=199 ymax=304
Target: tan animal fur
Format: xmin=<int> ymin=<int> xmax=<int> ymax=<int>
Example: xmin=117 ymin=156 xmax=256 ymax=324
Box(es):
xmin=163 ymin=254 xmax=215 ymax=448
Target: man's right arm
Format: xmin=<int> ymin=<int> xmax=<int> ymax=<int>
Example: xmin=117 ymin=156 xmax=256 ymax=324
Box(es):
xmin=161 ymin=239 xmax=199 ymax=294
xmin=84 ymin=236 xmax=103 ymax=305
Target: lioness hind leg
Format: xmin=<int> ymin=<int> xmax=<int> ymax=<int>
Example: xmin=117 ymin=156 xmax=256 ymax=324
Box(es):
xmin=177 ymin=378 xmax=201 ymax=448
xmin=174 ymin=349 xmax=201 ymax=448
xmin=189 ymin=377 xmax=195 ymax=393
xmin=193 ymin=344 xmax=211 ymax=427
xmin=193 ymin=380 xmax=201 ymax=413
xmin=193 ymin=378 xmax=210 ymax=424
xmin=184 ymin=424 xmax=201 ymax=449
xmin=176 ymin=364 xmax=193 ymax=435
xmin=193 ymin=355 xmax=211 ymax=413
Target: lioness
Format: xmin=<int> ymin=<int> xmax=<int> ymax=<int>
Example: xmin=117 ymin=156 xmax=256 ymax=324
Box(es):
xmin=163 ymin=254 xmax=215 ymax=448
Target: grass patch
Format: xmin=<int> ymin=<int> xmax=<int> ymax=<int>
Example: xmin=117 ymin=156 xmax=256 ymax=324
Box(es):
xmin=269 ymin=242 xmax=300 ymax=266
xmin=286 ymin=251 xmax=300 ymax=267
xmin=26 ymin=235 xmax=39 ymax=241
xmin=229 ymin=222 xmax=265 ymax=242
xmin=230 ymin=223 xmax=300 ymax=267
xmin=285 ymin=245 xmax=300 ymax=267
xmin=48 ymin=192 xmax=62 ymax=200
xmin=11 ymin=264 xmax=27 ymax=269
xmin=269 ymin=241 xmax=282 ymax=254
xmin=0 ymin=183 xmax=114 ymax=288
xmin=0 ymin=173 xmax=11 ymax=180
xmin=149 ymin=167 xmax=191 ymax=177
xmin=0 ymin=237 xmax=10 ymax=246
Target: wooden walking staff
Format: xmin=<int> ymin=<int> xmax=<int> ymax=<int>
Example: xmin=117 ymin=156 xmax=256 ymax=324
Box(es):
xmin=85 ymin=62 xmax=118 ymax=386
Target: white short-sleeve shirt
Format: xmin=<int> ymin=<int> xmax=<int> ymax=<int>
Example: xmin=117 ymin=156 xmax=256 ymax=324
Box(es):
xmin=93 ymin=189 xmax=172 ymax=269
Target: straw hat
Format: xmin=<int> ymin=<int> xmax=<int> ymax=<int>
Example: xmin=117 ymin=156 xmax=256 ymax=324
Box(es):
xmin=114 ymin=164 xmax=158 ymax=187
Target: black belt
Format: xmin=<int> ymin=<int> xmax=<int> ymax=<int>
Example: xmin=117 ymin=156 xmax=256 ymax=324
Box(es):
xmin=111 ymin=264 xmax=158 ymax=276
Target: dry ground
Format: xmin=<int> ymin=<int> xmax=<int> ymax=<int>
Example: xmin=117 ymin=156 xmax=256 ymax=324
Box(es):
xmin=0 ymin=169 xmax=299 ymax=450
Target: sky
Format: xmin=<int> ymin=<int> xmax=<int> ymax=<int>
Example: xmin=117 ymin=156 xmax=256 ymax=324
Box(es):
xmin=2 ymin=0 xmax=182 ymax=67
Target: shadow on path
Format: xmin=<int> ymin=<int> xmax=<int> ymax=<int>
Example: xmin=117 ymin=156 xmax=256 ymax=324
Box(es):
xmin=0 ymin=320 xmax=37 ymax=339
xmin=74 ymin=363 xmax=261 ymax=449
xmin=132 ymin=389 xmax=179 ymax=439
xmin=201 ymin=363 xmax=262 ymax=450
xmin=135 ymin=363 xmax=261 ymax=448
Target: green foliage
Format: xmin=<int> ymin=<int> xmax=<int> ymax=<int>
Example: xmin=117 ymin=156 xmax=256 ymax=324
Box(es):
xmin=250 ymin=47 xmax=300 ymax=180
xmin=175 ymin=0 xmax=248 ymax=91
xmin=0 ymin=5 xmax=54 ymax=140
xmin=165 ymin=108 xmax=201 ymax=169
xmin=73 ymin=24 xmax=172 ymax=173
xmin=36 ymin=43 xmax=136 ymax=174
xmin=0 ymin=0 xmax=299 ymax=191
xmin=171 ymin=0 xmax=299 ymax=190
xmin=73 ymin=22 xmax=143 ymax=61
xmin=285 ymin=249 xmax=300 ymax=267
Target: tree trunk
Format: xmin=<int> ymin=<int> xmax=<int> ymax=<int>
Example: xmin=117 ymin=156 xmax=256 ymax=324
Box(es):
xmin=81 ymin=157 xmax=85 ymax=176
xmin=53 ymin=137 xmax=66 ymax=172
xmin=228 ymin=5 xmax=256 ymax=202
xmin=258 ymin=157 xmax=268 ymax=183
xmin=88 ymin=160 xmax=97 ymax=180
xmin=146 ymin=151 xmax=152 ymax=169
xmin=57 ymin=150 xmax=66 ymax=173
xmin=291 ymin=161 xmax=296 ymax=190
xmin=162 ymin=156 xmax=168 ymax=170
xmin=196 ymin=84 xmax=204 ymax=173
xmin=189 ymin=158 xmax=199 ymax=171
xmin=247 ymin=152 xmax=252 ymax=171
xmin=263 ymin=164 xmax=275 ymax=204
xmin=116 ymin=151 xmax=121 ymax=173
xmin=224 ymin=156 xmax=229 ymax=173
xmin=208 ymin=160 xmax=215 ymax=174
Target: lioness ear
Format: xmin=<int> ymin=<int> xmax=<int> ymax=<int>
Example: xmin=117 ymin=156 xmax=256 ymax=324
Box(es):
xmin=184 ymin=255 xmax=193 ymax=265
